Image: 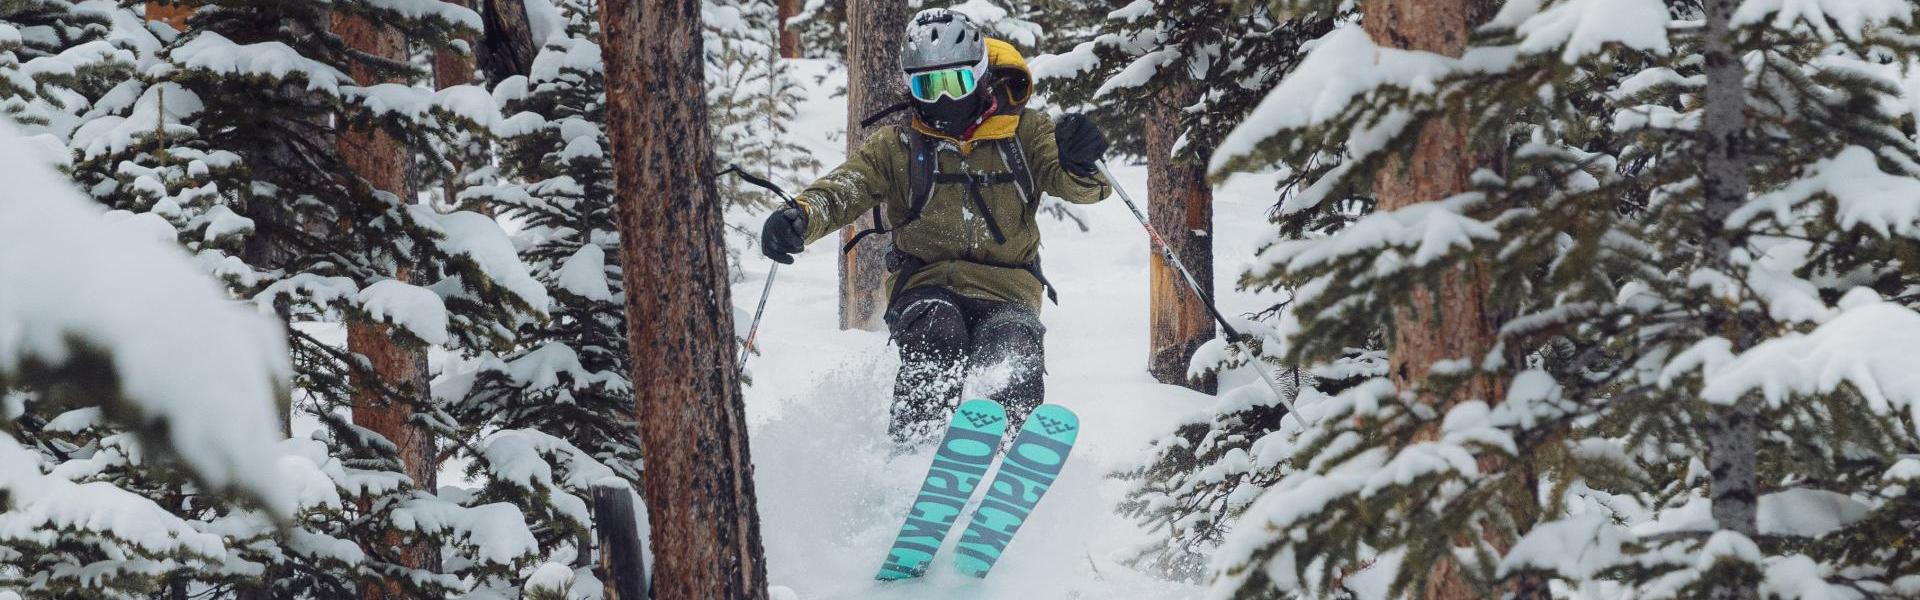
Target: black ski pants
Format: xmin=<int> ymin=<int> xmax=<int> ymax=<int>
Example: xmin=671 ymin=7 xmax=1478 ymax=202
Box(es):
xmin=884 ymin=286 xmax=1045 ymax=447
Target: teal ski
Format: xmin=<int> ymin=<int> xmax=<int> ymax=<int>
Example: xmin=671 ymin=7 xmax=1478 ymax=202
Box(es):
xmin=875 ymin=398 xmax=1007 ymax=580
xmin=954 ymin=403 xmax=1079 ymax=577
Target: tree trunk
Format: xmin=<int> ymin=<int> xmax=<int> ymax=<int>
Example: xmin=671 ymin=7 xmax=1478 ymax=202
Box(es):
xmin=1144 ymin=81 xmax=1216 ymax=393
xmin=599 ymin=0 xmax=770 ymax=597
xmin=777 ymin=0 xmax=802 ymax=58
xmin=332 ymin=12 xmax=437 ymax=599
xmin=1357 ymin=2 xmax=1519 ymax=599
xmin=593 ymin=484 xmax=649 ymax=600
xmin=1701 ymin=1 xmax=1758 ymax=598
xmin=478 ymin=0 xmax=538 ymax=86
xmin=146 ymin=2 xmax=192 ymax=30
xmin=435 ymin=0 xmax=479 ymax=212
xmin=838 ymin=0 xmax=908 ymax=331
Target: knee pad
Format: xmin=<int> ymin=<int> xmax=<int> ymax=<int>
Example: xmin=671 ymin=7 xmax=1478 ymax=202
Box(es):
xmin=971 ymin=309 xmax=1044 ymax=371
xmin=888 ymin=293 xmax=969 ymax=360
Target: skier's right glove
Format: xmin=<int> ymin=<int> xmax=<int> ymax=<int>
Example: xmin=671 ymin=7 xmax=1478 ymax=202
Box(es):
xmin=761 ymin=206 xmax=809 ymax=264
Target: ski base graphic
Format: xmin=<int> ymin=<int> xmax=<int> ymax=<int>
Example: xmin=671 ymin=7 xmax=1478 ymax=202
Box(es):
xmin=874 ymin=398 xmax=1007 ymax=581
xmin=954 ymin=403 xmax=1079 ymax=578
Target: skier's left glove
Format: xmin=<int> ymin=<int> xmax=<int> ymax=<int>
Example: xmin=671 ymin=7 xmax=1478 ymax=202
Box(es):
xmin=761 ymin=206 xmax=809 ymax=264
xmin=1054 ymin=113 xmax=1109 ymax=178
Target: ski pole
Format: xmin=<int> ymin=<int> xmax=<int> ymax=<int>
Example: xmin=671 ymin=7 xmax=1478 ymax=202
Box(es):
xmin=1096 ymin=160 xmax=1303 ymax=420
xmin=739 ymin=263 xmax=779 ymax=370
xmin=718 ymin=165 xmax=799 ymax=374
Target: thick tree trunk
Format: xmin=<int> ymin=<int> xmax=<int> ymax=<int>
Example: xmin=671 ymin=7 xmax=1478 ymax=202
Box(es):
xmin=838 ymin=0 xmax=908 ymax=331
xmin=435 ymin=0 xmax=479 ymax=212
xmin=1357 ymin=2 xmax=1522 ymax=599
xmin=478 ymin=0 xmax=538 ymax=86
xmin=599 ymin=0 xmax=770 ymax=597
xmin=777 ymin=0 xmax=802 ymax=58
xmin=1701 ymin=1 xmax=1758 ymax=598
xmin=1144 ymin=81 xmax=1216 ymax=393
xmin=332 ymin=13 xmax=437 ymax=598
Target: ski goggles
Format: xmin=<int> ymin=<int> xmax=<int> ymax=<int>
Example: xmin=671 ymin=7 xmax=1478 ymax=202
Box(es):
xmin=907 ymin=66 xmax=980 ymax=102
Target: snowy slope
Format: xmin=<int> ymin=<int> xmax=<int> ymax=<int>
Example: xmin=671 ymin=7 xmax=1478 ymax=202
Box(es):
xmin=734 ymin=60 xmax=1283 ymax=600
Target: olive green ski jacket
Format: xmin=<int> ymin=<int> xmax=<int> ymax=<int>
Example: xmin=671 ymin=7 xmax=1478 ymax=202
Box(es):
xmin=794 ymin=39 xmax=1111 ymax=312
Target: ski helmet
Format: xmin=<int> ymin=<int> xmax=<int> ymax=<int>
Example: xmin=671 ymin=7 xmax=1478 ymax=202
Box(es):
xmin=900 ymin=8 xmax=988 ymax=101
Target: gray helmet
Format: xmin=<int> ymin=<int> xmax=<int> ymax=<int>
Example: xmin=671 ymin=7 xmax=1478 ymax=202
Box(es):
xmin=900 ymin=8 xmax=987 ymax=76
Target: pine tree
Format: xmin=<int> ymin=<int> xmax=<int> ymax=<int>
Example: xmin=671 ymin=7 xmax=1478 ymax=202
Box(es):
xmin=788 ymin=0 xmax=847 ymax=61
xmin=445 ymin=3 xmax=643 ymax=587
xmin=1057 ymin=0 xmax=1349 ymax=577
xmin=707 ymin=0 xmax=820 ymax=214
xmin=1200 ymin=0 xmax=1920 ymax=597
xmin=0 ymin=1 xmax=128 ymax=139
xmin=49 ymin=1 xmax=555 ymax=596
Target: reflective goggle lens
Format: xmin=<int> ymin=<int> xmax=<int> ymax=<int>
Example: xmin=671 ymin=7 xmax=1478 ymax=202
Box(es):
xmin=909 ymin=67 xmax=977 ymax=102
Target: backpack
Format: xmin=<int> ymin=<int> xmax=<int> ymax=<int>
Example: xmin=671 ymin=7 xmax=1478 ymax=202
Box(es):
xmin=840 ymin=123 xmax=1057 ymax=305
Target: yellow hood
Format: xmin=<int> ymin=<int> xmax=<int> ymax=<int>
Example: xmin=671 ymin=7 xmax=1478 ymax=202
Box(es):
xmin=912 ymin=37 xmax=1032 ymax=150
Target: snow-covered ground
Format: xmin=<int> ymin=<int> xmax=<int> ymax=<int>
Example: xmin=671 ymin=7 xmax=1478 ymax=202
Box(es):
xmin=733 ymin=60 xmax=1283 ymax=599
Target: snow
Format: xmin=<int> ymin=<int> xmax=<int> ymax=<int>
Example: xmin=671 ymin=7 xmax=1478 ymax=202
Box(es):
xmin=356 ymin=279 xmax=451 ymax=345
xmin=1702 ymin=290 xmax=1920 ymax=423
xmin=1210 ymin=25 xmax=1517 ymax=174
xmin=0 ymin=437 xmax=230 ymax=557
xmin=391 ymin=498 xmax=538 ymax=566
xmin=1266 ymin=192 xmax=1496 ymax=274
xmin=1497 ymin=513 xmax=1625 ymax=580
xmin=1510 ymin=0 xmax=1671 ymax=62
xmin=349 ymin=83 xmax=506 ymax=129
xmin=1731 ymin=146 xmax=1920 ymax=239
xmin=524 ymin=561 xmax=575 ymax=594
xmin=165 ymin=32 xmax=347 ymax=93
xmin=362 ymin=0 xmax=483 ymax=31
xmin=432 ymin=210 xmax=551 ymax=316
xmin=1756 ymin=489 xmax=1869 ymax=537
xmin=1733 ymin=0 xmax=1913 ymax=41
xmin=557 ymin=243 xmax=615 ymax=302
xmin=0 ymin=121 xmax=293 ymax=512
xmin=528 ymin=36 xmax=602 ymax=83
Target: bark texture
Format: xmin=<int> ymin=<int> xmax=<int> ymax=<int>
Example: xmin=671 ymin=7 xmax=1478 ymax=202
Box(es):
xmin=332 ymin=13 xmax=437 ymax=598
xmin=777 ymin=0 xmax=802 ymax=58
xmin=839 ymin=0 xmax=908 ymax=331
xmin=478 ymin=0 xmax=538 ymax=85
xmin=1701 ymin=1 xmax=1758 ymax=597
xmin=599 ymin=0 xmax=770 ymax=597
xmin=1144 ymin=80 xmax=1216 ymax=392
xmin=1358 ymin=2 xmax=1522 ymax=598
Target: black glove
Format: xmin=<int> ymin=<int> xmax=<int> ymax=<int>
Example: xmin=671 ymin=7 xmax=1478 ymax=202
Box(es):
xmin=760 ymin=207 xmax=808 ymax=264
xmin=1054 ymin=113 xmax=1109 ymax=178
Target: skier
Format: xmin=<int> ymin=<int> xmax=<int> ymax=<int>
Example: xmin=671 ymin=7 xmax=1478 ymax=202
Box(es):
xmin=760 ymin=8 xmax=1111 ymax=446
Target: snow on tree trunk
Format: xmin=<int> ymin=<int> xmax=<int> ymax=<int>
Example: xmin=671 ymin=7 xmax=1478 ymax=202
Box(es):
xmin=599 ymin=0 xmax=770 ymax=596
xmin=1700 ymin=1 xmax=1758 ymax=598
xmin=838 ymin=0 xmax=906 ymax=331
xmin=331 ymin=12 xmax=439 ymax=596
xmin=1356 ymin=1 xmax=1526 ymax=598
xmin=1145 ymin=78 xmax=1216 ymax=393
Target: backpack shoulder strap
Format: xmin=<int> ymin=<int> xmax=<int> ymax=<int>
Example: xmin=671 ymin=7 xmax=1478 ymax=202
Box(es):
xmin=903 ymin=128 xmax=940 ymax=224
xmin=997 ymin=136 xmax=1038 ymax=216
xmin=845 ymin=127 xmax=940 ymax=254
